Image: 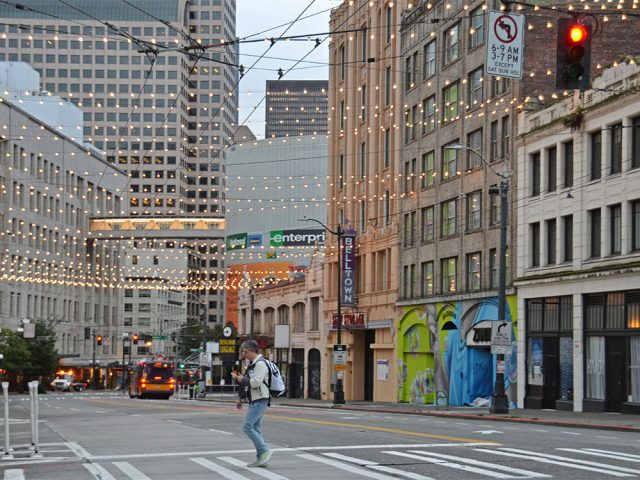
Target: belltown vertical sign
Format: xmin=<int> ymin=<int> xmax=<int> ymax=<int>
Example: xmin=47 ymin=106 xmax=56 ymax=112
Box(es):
xmin=341 ymin=228 xmax=357 ymax=307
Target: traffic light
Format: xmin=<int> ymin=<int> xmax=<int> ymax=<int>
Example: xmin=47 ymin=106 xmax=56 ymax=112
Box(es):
xmin=132 ymin=334 xmax=139 ymax=345
xmin=84 ymin=327 xmax=91 ymax=340
xmin=556 ymin=19 xmax=592 ymax=90
xmin=96 ymin=335 xmax=103 ymax=346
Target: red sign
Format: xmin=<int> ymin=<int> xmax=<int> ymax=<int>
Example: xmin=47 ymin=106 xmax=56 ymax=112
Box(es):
xmin=331 ymin=313 xmax=367 ymax=330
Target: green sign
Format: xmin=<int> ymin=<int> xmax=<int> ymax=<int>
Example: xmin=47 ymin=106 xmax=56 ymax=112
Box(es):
xmin=153 ymin=335 xmax=168 ymax=341
xmin=269 ymin=229 xmax=326 ymax=247
xmin=226 ymin=232 xmax=247 ymax=250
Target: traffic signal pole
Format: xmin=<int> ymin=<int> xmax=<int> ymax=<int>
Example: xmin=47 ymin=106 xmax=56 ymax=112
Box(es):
xmin=92 ymin=330 xmax=97 ymax=390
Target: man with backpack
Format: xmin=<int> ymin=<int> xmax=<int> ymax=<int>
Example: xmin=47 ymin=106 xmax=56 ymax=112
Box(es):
xmin=232 ymin=340 xmax=273 ymax=467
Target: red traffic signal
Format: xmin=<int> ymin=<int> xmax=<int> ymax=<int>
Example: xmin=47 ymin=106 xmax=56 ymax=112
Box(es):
xmin=132 ymin=334 xmax=139 ymax=345
xmin=556 ymin=19 xmax=592 ymax=90
xmin=96 ymin=335 xmax=103 ymax=346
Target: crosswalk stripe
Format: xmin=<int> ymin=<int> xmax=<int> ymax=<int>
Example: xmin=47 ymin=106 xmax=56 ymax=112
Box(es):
xmin=113 ymin=462 xmax=152 ymax=480
xmin=405 ymin=449 xmax=550 ymax=478
xmin=298 ymin=453 xmax=400 ymax=480
xmin=323 ymin=452 xmax=435 ymax=480
xmin=192 ymin=457 xmax=251 ymax=480
xmin=476 ymin=449 xmax=634 ymax=477
xmin=4 ymin=470 xmax=25 ymax=480
xmin=583 ymin=449 xmax=640 ymax=461
xmin=218 ymin=456 xmax=289 ymax=479
xmin=83 ymin=463 xmax=117 ymax=480
xmin=558 ymin=448 xmax=640 ymax=463
xmin=385 ymin=451 xmax=520 ymax=479
xmin=499 ymin=448 xmax=640 ymax=475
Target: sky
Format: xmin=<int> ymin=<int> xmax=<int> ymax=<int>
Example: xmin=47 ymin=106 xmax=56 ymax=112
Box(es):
xmin=236 ymin=1 xmax=336 ymax=139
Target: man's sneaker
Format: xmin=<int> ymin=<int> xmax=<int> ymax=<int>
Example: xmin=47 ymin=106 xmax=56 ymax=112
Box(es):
xmin=246 ymin=458 xmax=261 ymax=467
xmin=255 ymin=449 xmax=273 ymax=467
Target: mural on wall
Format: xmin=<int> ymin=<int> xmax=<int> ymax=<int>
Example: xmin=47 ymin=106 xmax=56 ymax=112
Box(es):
xmin=397 ymin=296 xmax=517 ymax=407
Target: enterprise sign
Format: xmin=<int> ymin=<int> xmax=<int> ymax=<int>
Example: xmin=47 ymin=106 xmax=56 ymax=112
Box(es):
xmin=270 ymin=229 xmax=326 ymax=247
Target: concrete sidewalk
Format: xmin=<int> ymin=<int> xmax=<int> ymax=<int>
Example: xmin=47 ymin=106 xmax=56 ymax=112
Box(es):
xmin=198 ymin=393 xmax=640 ymax=433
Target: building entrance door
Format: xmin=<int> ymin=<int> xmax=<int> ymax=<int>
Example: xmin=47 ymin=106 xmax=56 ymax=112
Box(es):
xmin=606 ymin=337 xmax=625 ymax=412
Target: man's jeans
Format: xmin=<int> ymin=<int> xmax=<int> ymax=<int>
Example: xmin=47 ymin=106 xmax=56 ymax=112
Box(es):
xmin=242 ymin=398 xmax=269 ymax=457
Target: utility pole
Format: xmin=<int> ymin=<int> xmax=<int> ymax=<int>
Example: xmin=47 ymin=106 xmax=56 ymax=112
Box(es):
xmin=91 ymin=329 xmax=97 ymax=390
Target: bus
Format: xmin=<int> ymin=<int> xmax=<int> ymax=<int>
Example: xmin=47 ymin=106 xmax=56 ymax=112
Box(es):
xmin=128 ymin=359 xmax=175 ymax=399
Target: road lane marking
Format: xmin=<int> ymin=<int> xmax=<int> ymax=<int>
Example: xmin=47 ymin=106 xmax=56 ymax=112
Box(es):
xmin=387 ymin=451 xmax=540 ymax=478
xmin=4 ymin=470 xmax=25 ymax=480
xmin=324 ymin=453 xmax=435 ymax=480
xmin=583 ymin=449 xmax=640 ymax=460
xmin=558 ymin=448 xmax=640 ymax=463
xmin=405 ymin=450 xmax=550 ymax=478
xmin=271 ymin=415 xmax=488 ymax=443
xmin=192 ymin=457 xmax=250 ymax=480
xmin=209 ymin=428 xmax=233 ymax=435
xmin=477 ymin=448 xmax=635 ymax=477
xmin=84 ymin=463 xmax=117 ymax=480
xmin=596 ymin=436 xmax=619 ymax=440
xmin=66 ymin=442 xmax=93 ymax=460
xmin=113 ymin=462 xmax=152 ymax=480
xmin=498 ymin=448 xmax=640 ymax=475
xmin=218 ymin=456 xmax=289 ymax=479
xmin=166 ymin=420 xmax=183 ymax=424
xmin=561 ymin=431 xmax=580 ymax=435
xmin=298 ymin=453 xmax=400 ymax=480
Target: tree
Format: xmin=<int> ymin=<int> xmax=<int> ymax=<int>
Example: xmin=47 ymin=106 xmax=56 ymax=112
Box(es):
xmin=0 ymin=329 xmax=31 ymax=376
xmin=174 ymin=321 xmax=223 ymax=359
xmin=24 ymin=323 xmax=57 ymax=380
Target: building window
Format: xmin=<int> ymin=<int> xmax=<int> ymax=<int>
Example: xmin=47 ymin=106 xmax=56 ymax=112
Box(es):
xmin=442 ymin=82 xmax=459 ymax=123
xmin=361 ymin=24 xmax=367 ymax=63
xmin=589 ymin=208 xmax=601 ymax=258
xmin=466 ymin=129 xmax=483 ymax=170
xmin=340 ymin=100 xmax=344 ymax=130
xmin=563 ymin=214 xmax=573 ymax=262
xmin=404 ymin=158 xmax=416 ymax=193
xmin=563 ymin=141 xmax=573 ymax=188
xmin=405 ymin=56 xmax=412 ymax=91
xmin=590 ymin=130 xmax=602 ymax=180
xmin=489 ymin=248 xmax=498 ymax=288
xmin=383 ymin=190 xmax=390 ymax=226
xmin=531 ymin=152 xmax=541 ymax=196
xmin=403 ymin=211 xmax=416 ymax=247
xmin=339 ymin=44 xmax=345 ymax=80
xmin=469 ymin=6 xmax=485 ymax=48
xmin=467 ymin=252 xmax=481 ymax=291
xmin=360 ymin=84 xmax=366 ymax=122
xmin=546 ymin=218 xmax=557 ymax=265
xmin=466 ymin=191 xmax=482 ymax=231
xmin=442 ymin=257 xmax=457 ymax=293
xmin=491 ymin=76 xmax=508 ymax=97
xmin=632 ymin=116 xmax=640 ymax=169
xmin=339 ymin=155 xmax=344 ymax=189
xmin=444 ymin=23 xmax=460 ymax=64
xmin=385 ymin=66 xmax=392 ymax=105
xmin=359 ymin=200 xmax=366 ymax=233
xmin=442 ymin=142 xmax=459 ymax=180
xmin=421 ymin=150 xmax=435 ymax=188
xmin=501 ymin=115 xmax=510 ymax=158
xmin=468 ymin=67 xmax=483 ymax=107
xmin=421 ymin=206 xmax=434 ymax=242
xmin=386 ymin=4 xmax=392 ymax=42
xmin=422 ymin=95 xmax=435 ymax=134
xmin=633 ymin=200 xmax=640 ymax=251
xmin=421 ymin=261 xmax=434 ymax=296
xmin=310 ymin=297 xmax=319 ymax=331
xmin=489 ymin=120 xmax=498 ymax=162
xmin=489 ymin=190 xmax=499 ymax=226
xmin=403 ymin=264 xmax=416 ymax=298
xmin=547 ymin=146 xmax=557 ymax=192
xmin=531 ymin=222 xmax=541 ymax=267
xmin=610 ymin=203 xmax=622 ymax=255
xmin=441 ymin=198 xmax=458 ymax=237
xmin=384 ymin=128 xmax=390 ymax=168
xmin=611 ymin=123 xmax=623 ymax=175
xmin=360 ymin=142 xmax=366 ymax=179
xmin=423 ymin=40 xmax=436 ymax=78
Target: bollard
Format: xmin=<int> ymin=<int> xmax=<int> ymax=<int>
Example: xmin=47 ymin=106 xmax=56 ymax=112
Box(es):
xmin=30 ymin=381 xmax=41 ymax=458
xmin=29 ymin=382 xmax=35 ymax=450
xmin=2 ymin=382 xmax=13 ymax=460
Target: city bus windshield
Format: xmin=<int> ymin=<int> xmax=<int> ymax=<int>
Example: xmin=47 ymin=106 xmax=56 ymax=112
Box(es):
xmin=143 ymin=362 xmax=173 ymax=380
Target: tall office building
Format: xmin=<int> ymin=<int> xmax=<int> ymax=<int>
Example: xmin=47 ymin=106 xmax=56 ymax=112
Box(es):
xmin=265 ymin=80 xmax=328 ymax=138
xmin=0 ymin=0 xmax=239 ymax=326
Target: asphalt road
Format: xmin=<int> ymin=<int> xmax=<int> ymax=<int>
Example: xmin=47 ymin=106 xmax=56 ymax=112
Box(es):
xmin=0 ymin=391 xmax=639 ymax=479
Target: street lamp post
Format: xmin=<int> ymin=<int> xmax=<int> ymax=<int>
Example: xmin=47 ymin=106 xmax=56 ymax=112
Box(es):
xmin=299 ymin=216 xmax=345 ymax=405
xmin=446 ymin=145 xmax=510 ymax=414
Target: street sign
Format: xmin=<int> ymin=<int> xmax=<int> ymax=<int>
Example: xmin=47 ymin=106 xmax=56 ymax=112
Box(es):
xmin=486 ymin=10 xmax=525 ymax=79
xmin=333 ymin=344 xmax=347 ymax=366
xmin=491 ymin=321 xmax=513 ymax=355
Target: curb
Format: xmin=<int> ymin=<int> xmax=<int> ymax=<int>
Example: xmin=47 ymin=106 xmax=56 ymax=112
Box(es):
xmin=276 ymin=402 xmax=640 ymax=434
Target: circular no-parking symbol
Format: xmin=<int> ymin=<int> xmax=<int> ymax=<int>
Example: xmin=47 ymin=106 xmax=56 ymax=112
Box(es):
xmin=494 ymin=15 xmax=518 ymax=44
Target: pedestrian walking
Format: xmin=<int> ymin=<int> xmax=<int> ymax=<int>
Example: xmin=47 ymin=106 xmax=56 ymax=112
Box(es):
xmin=232 ymin=340 xmax=273 ymax=467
